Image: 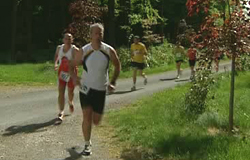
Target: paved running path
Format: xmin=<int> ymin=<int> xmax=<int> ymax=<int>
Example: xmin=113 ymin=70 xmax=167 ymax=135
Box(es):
xmin=0 ymin=63 xmax=231 ymax=160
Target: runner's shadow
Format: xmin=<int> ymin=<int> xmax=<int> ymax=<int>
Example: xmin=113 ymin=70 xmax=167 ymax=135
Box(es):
xmin=44 ymin=147 xmax=83 ymax=160
xmin=63 ymin=147 xmax=83 ymax=160
xmin=109 ymin=90 xmax=132 ymax=95
xmin=107 ymin=88 xmax=144 ymax=95
xmin=175 ymin=79 xmax=190 ymax=82
xmin=2 ymin=115 xmax=69 ymax=136
xmin=160 ymin=77 xmax=177 ymax=81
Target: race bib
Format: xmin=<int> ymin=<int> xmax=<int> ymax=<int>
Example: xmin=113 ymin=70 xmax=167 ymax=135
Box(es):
xmin=79 ymin=84 xmax=90 ymax=95
xmin=133 ymin=50 xmax=140 ymax=55
xmin=176 ymin=53 xmax=182 ymax=58
xmin=59 ymin=71 xmax=70 ymax=82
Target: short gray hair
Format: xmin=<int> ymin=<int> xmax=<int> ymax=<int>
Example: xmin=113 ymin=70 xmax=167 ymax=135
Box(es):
xmin=64 ymin=33 xmax=73 ymax=38
xmin=90 ymin=23 xmax=104 ymax=33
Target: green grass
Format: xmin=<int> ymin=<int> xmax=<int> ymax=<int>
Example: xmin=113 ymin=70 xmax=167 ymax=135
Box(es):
xmin=0 ymin=62 xmax=189 ymax=86
xmin=108 ymin=72 xmax=250 ymax=160
xmin=0 ymin=63 xmax=57 ymax=86
xmin=118 ymin=62 xmax=189 ymax=79
xmin=0 ymin=58 xmax=230 ymax=86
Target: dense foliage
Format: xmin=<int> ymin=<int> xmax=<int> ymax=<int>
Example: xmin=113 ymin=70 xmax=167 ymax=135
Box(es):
xmin=2 ymin=0 xmax=191 ymax=62
xmin=185 ymin=0 xmax=250 ymax=118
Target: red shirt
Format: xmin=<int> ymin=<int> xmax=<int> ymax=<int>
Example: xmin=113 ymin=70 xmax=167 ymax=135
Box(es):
xmin=58 ymin=57 xmax=70 ymax=74
xmin=187 ymin=48 xmax=197 ymax=60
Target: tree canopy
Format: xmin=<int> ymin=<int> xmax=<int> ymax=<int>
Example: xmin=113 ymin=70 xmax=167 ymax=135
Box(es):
xmin=3 ymin=0 xmax=212 ymax=62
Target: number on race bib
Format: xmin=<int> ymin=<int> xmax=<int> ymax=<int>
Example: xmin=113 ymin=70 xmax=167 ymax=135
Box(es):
xmin=79 ymin=84 xmax=90 ymax=94
xmin=133 ymin=50 xmax=140 ymax=55
xmin=176 ymin=53 xmax=182 ymax=58
xmin=59 ymin=71 xmax=70 ymax=82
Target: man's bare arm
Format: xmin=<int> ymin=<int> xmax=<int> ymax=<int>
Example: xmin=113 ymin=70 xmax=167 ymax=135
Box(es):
xmin=72 ymin=46 xmax=79 ymax=60
xmin=110 ymin=48 xmax=121 ymax=86
xmin=69 ymin=48 xmax=83 ymax=85
xmin=54 ymin=45 xmax=60 ymax=70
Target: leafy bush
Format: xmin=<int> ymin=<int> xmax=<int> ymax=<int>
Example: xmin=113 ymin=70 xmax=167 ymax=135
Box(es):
xmin=236 ymin=54 xmax=250 ymax=72
xmin=185 ymin=53 xmax=214 ymax=116
xmin=116 ymin=47 xmax=131 ymax=72
xmin=185 ymin=69 xmax=214 ymax=115
xmin=147 ymin=41 xmax=175 ymax=67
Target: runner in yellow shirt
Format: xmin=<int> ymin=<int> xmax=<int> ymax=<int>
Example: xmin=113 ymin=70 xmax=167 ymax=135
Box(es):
xmin=130 ymin=36 xmax=148 ymax=91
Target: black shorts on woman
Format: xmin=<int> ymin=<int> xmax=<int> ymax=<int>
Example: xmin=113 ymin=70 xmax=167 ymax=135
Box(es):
xmin=131 ymin=61 xmax=146 ymax=70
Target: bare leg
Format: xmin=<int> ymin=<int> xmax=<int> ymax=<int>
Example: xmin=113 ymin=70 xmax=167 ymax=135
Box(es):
xmin=58 ymin=85 xmax=66 ymax=114
xmin=68 ymin=87 xmax=74 ymax=105
xmin=139 ymin=70 xmax=147 ymax=85
xmin=190 ymin=66 xmax=195 ymax=76
xmin=176 ymin=62 xmax=182 ymax=78
xmin=93 ymin=112 xmax=102 ymax=126
xmin=82 ymin=107 xmax=93 ymax=142
xmin=68 ymin=87 xmax=74 ymax=113
xmin=133 ymin=69 xmax=137 ymax=86
xmin=139 ymin=70 xmax=146 ymax=78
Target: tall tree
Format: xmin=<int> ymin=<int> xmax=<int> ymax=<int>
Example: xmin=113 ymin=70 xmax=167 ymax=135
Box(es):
xmin=186 ymin=0 xmax=250 ymax=133
xmin=117 ymin=0 xmax=131 ymax=45
xmin=119 ymin=0 xmax=131 ymax=25
xmin=26 ymin=0 xmax=33 ymax=60
xmin=0 ymin=0 xmax=12 ymax=51
xmin=67 ymin=0 xmax=104 ymax=46
xmin=11 ymin=0 xmax=18 ymax=62
xmin=108 ymin=0 xmax=116 ymax=46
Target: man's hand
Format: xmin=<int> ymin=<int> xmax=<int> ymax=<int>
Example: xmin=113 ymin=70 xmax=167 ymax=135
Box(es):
xmin=54 ymin=64 xmax=58 ymax=71
xmin=108 ymin=84 xmax=116 ymax=93
xmin=110 ymin=48 xmax=121 ymax=92
xmin=72 ymin=75 xmax=81 ymax=86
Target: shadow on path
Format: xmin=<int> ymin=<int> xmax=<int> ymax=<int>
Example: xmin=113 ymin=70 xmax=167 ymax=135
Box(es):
xmin=2 ymin=115 xmax=69 ymax=136
xmin=108 ymin=88 xmax=144 ymax=96
xmin=160 ymin=77 xmax=177 ymax=81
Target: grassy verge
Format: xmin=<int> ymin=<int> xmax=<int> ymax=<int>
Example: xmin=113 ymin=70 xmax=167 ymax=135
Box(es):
xmin=0 ymin=63 xmax=57 ymax=86
xmin=0 ymin=62 xmax=189 ymax=86
xmin=0 ymin=41 xmax=177 ymax=86
xmin=108 ymin=72 xmax=250 ymax=160
xmin=0 ymin=58 xmax=230 ymax=86
xmin=118 ymin=62 xmax=189 ymax=79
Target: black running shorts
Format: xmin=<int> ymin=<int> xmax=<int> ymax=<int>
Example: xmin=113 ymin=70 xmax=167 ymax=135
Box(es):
xmin=175 ymin=60 xmax=184 ymax=63
xmin=189 ymin=60 xmax=196 ymax=67
xmin=131 ymin=62 xmax=146 ymax=70
xmin=79 ymin=89 xmax=106 ymax=114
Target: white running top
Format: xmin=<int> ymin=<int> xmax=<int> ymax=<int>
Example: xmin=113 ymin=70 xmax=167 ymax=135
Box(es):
xmin=80 ymin=42 xmax=113 ymax=91
xmin=58 ymin=44 xmax=75 ymax=65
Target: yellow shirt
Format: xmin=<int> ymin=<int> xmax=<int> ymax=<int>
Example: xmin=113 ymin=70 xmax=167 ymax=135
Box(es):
xmin=131 ymin=42 xmax=147 ymax=63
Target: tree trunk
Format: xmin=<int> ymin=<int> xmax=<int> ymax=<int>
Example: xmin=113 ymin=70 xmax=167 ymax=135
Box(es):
xmin=108 ymin=0 xmax=116 ymax=47
xmin=26 ymin=0 xmax=33 ymax=61
xmin=61 ymin=0 xmax=66 ymax=29
xmin=161 ymin=0 xmax=164 ymax=43
xmin=100 ymin=0 xmax=105 ymax=6
xmin=229 ymin=50 xmax=236 ymax=132
xmin=11 ymin=0 xmax=18 ymax=63
xmin=227 ymin=0 xmax=235 ymax=133
xmin=119 ymin=0 xmax=131 ymax=25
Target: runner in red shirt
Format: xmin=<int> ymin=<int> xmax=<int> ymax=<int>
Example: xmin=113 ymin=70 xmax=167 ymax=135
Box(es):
xmin=214 ymin=51 xmax=224 ymax=72
xmin=187 ymin=45 xmax=197 ymax=79
xmin=54 ymin=33 xmax=79 ymax=122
